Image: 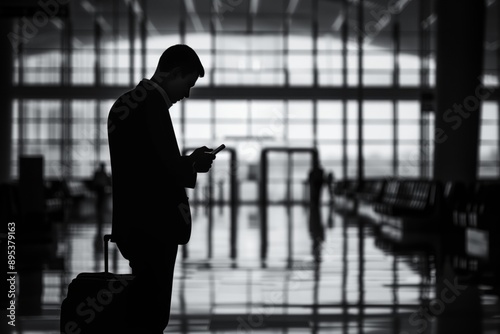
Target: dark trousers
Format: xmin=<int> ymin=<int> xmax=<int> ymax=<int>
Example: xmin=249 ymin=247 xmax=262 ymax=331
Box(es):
xmin=121 ymin=242 xmax=178 ymax=333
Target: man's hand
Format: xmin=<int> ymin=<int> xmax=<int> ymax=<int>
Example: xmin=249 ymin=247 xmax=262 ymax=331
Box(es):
xmin=189 ymin=146 xmax=215 ymax=173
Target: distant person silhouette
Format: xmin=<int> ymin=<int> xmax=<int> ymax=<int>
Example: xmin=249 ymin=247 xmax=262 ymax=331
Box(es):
xmin=92 ymin=162 xmax=110 ymax=219
xmin=92 ymin=162 xmax=111 ymax=254
xmin=107 ymin=44 xmax=214 ymax=333
xmin=326 ymin=172 xmax=334 ymax=205
xmin=308 ymin=158 xmax=325 ymax=260
xmin=326 ymin=171 xmax=335 ymax=228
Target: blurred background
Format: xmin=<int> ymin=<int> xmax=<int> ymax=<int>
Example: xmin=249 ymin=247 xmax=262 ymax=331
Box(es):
xmin=0 ymin=0 xmax=499 ymax=333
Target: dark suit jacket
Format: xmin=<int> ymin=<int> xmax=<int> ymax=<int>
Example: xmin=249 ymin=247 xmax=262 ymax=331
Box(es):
xmin=108 ymin=80 xmax=196 ymax=258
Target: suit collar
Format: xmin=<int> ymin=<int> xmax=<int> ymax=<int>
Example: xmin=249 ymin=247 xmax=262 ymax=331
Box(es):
xmin=141 ymin=78 xmax=173 ymax=109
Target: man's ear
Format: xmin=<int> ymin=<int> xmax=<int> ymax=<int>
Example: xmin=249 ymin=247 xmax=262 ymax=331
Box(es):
xmin=170 ymin=66 xmax=183 ymax=78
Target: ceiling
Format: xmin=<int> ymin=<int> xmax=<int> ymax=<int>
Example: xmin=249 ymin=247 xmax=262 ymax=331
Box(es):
xmin=1 ymin=0 xmax=498 ymax=71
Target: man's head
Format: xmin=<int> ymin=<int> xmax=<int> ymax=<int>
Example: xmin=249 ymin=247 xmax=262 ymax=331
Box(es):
xmin=152 ymin=44 xmax=204 ymax=104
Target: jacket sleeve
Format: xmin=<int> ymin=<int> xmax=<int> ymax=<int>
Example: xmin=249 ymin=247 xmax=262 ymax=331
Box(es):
xmin=179 ymin=156 xmax=197 ymax=188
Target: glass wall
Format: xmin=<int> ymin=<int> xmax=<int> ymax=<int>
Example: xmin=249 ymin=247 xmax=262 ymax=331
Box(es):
xmin=9 ymin=0 xmax=500 ymax=185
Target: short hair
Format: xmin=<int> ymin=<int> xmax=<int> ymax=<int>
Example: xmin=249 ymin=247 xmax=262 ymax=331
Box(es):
xmin=157 ymin=44 xmax=205 ymax=78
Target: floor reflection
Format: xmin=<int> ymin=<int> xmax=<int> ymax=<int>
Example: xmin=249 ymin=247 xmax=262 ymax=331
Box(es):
xmin=6 ymin=201 xmax=500 ymax=333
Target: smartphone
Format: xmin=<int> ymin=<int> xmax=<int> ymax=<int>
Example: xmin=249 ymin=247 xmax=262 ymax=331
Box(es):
xmin=210 ymin=144 xmax=226 ymax=155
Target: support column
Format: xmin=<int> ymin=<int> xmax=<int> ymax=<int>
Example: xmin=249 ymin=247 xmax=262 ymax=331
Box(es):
xmin=0 ymin=18 xmax=13 ymax=183
xmin=433 ymin=0 xmax=486 ymax=185
xmin=419 ymin=0 xmax=432 ymax=179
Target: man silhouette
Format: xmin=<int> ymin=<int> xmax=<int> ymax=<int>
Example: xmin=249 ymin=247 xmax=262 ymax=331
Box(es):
xmin=108 ymin=44 xmax=214 ymax=333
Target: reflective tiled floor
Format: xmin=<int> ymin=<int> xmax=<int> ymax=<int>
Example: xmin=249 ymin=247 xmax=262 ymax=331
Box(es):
xmin=4 ymin=199 xmax=500 ymax=333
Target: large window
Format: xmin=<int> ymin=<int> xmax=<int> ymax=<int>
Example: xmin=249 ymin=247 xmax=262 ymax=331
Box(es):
xmin=9 ymin=0 xmax=500 ymax=184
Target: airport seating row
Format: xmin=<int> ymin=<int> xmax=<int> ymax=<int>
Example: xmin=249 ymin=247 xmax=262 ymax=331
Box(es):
xmin=451 ymin=182 xmax=500 ymax=230
xmin=333 ymin=179 xmax=359 ymax=199
xmin=335 ymin=177 xmax=500 ymax=283
xmin=334 ymin=178 xmax=440 ymax=221
xmin=339 ymin=178 xmax=499 ymax=230
xmin=373 ymin=179 xmax=439 ymax=219
xmin=444 ymin=182 xmax=500 ymax=286
xmin=1 ymin=179 xmax=94 ymax=224
xmin=356 ymin=179 xmax=385 ymax=203
xmin=450 ymin=182 xmax=500 ymax=263
xmin=333 ymin=177 xmax=500 ymax=291
xmin=0 ymin=183 xmax=19 ymax=223
xmin=335 ymin=178 xmax=442 ymax=242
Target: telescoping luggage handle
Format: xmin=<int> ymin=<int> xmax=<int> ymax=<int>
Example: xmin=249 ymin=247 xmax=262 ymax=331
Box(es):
xmin=103 ymin=234 xmax=114 ymax=274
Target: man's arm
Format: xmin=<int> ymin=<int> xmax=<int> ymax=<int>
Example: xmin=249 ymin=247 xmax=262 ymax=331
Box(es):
xmin=178 ymin=156 xmax=197 ymax=188
xmin=145 ymin=100 xmax=197 ymax=188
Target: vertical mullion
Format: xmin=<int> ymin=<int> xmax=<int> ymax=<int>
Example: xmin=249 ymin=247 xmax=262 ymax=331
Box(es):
xmin=419 ymin=0 xmax=425 ymax=178
xmin=113 ymin=0 xmax=119 ymax=84
xmin=284 ymin=0 xmax=289 ymax=86
xmin=128 ymin=2 xmax=135 ymax=86
xmin=341 ymin=0 xmax=348 ymax=179
xmin=393 ymin=21 xmax=400 ymax=176
xmin=208 ymin=0 xmax=217 ymax=260
xmin=246 ymin=2 xmax=252 ymax=140
xmin=312 ymin=0 xmax=318 ymax=148
xmin=61 ymin=12 xmax=72 ymax=179
xmin=356 ymin=2 xmax=366 ymax=329
xmin=357 ymin=0 xmax=364 ymax=182
xmin=180 ymin=0 xmax=187 ymax=148
xmin=141 ymin=0 xmax=147 ymax=79
xmin=18 ymin=20 xmax=25 ymax=160
xmin=94 ymin=21 xmax=102 ymax=167
xmin=210 ymin=0 xmax=216 ymax=87
xmin=247 ymin=0 xmax=253 ymax=86
xmin=419 ymin=0 xmax=431 ymax=179
xmin=284 ymin=1 xmax=290 ymax=144
xmin=94 ymin=21 xmax=102 ymax=87
xmin=312 ymin=0 xmax=318 ymax=88
xmin=497 ymin=0 xmax=500 ymax=176
xmin=247 ymin=101 xmax=251 ymax=137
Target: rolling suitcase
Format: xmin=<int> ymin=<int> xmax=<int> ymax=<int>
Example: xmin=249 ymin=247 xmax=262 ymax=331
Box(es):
xmin=60 ymin=234 xmax=134 ymax=334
